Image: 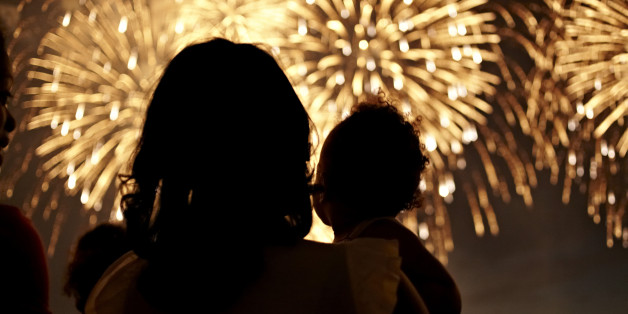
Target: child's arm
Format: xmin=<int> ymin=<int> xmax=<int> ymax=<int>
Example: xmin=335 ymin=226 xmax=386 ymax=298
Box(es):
xmin=357 ymin=218 xmax=462 ymax=314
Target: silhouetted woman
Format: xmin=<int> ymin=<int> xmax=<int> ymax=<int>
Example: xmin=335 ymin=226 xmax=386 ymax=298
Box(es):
xmin=85 ymin=38 xmax=411 ymax=314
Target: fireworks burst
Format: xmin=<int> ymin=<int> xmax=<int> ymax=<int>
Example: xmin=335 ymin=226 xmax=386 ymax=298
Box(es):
xmin=280 ymin=0 xmax=537 ymax=262
xmin=8 ymin=0 xmax=74 ymax=105
xmin=555 ymin=0 xmax=628 ymax=248
xmin=480 ymin=1 xmax=568 ymax=191
xmin=482 ymin=0 xmax=627 ymax=248
xmin=2 ymin=0 xmax=191 ymax=255
xmin=179 ymin=0 xmax=291 ymax=45
xmin=8 ymin=0 xmax=621 ymax=260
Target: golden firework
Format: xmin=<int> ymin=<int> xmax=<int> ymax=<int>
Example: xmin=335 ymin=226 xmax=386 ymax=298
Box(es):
xmin=484 ymin=0 xmax=627 ymax=249
xmin=8 ymin=0 xmax=620 ymax=260
xmin=280 ymin=0 xmax=537 ymax=262
xmin=2 ymin=0 xmax=87 ymax=256
xmin=481 ymin=0 xmax=568 ymax=187
xmin=555 ymin=0 xmax=627 ymax=248
xmin=2 ymin=0 xmax=191 ymax=255
xmin=179 ymin=0 xmax=291 ymax=45
xmin=9 ymin=1 xmax=69 ymax=87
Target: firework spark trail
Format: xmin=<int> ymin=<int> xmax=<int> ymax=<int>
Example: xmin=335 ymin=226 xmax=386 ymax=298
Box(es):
xmin=555 ymin=0 xmax=628 ymax=248
xmin=179 ymin=0 xmax=291 ymax=45
xmin=283 ymin=0 xmax=501 ymax=133
xmin=280 ymin=0 xmax=537 ymax=262
xmin=4 ymin=0 xmax=75 ymax=179
xmin=480 ymin=0 xmax=568 ymax=185
xmin=1 ymin=0 xmax=84 ymax=257
xmin=2 ymin=0 xmax=191 ymax=255
xmin=485 ymin=0 xmax=627 ymax=248
xmin=9 ymin=1 xmax=67 ymax=92
xmin=557 ymin=0 xmax=628 ymax=148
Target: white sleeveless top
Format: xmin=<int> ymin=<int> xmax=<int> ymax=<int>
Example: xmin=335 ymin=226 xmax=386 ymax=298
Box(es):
xmin=85 ymin=238 xmax=403 ymax=314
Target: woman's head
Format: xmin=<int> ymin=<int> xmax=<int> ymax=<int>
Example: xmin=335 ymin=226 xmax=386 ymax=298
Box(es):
xmin=120 ymin=38 xmax=315 ymax=311
xmin=122 ymin=38 xmax=314 ymax=255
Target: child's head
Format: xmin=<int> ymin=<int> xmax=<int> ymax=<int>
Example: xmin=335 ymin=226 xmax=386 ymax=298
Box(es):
xmin=64 ymin=223 xmax=130 ymax=313
xmin=315 ymin=96 xmax=429 ymax=229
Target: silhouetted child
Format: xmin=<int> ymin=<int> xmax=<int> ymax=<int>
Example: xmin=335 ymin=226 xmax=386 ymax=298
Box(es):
xmin=64 ymin=223 xmax=130 ymax=313
xmin=314 ymin=96 xmax=462 ymax=313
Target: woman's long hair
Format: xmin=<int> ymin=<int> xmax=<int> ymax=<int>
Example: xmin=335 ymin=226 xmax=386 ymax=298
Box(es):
xmin=119 ymin=38 xmax=314 ymax=312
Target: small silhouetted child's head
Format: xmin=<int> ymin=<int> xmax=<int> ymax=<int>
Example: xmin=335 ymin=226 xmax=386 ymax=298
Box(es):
xmin=315 ymin=96 xmax=429 ymax=229
xmin=64 ymin=223 xmax=130 ymax=313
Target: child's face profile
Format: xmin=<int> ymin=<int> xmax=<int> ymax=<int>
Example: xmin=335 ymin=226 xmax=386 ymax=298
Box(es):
xmin=313 ymin=130 xmax=338 ymax=226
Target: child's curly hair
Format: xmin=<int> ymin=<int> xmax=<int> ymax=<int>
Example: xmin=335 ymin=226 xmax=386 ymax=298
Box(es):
xmin=319 ymin=90 xmax=429 ymax=219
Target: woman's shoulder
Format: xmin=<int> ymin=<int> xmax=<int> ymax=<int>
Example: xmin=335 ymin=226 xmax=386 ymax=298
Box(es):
xmin=292 ymin=237 xmax=400 ymax=253
xmin=84 ymin=251 xmax=165 ymax=314
xmin=272 ymin=238 xmax=401 ymax=269
xmin=246 ymin=239 xmax=402 ymax=314
xmin=349 ymin=218 xmax=427 ymax=257
xmin=352 ymin=217 xmax=415 ymax=239
xmin=87 ymin=240 xmax=403 ymax=314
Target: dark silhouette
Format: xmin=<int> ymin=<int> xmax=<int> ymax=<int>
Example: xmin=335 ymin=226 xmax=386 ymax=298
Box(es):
xmin=0 ymin=27 xmax=15 ymax=167
xmin=64 ymin=223 xmax=130 ymax=313
xmin=314 ymin=95 xmax=462 ymax=314
xmin=0 ymin=28 xmax=51 ymax=314
xmin=85 ymin=38 xmax=407 ymax=314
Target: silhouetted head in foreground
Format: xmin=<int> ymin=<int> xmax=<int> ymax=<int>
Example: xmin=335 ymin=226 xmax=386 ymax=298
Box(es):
xmin=64 ymin=223 xmax=129 ymax=313
xmin=120 ymin=38 xmax=314 ymax=311
xmin=0 ymin=30 xmax=16 ymax=166
xmin=315 ymin=96 xmax=429 ymax=233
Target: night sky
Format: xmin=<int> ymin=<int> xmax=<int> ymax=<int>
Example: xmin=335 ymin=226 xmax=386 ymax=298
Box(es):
xmin=1 ymin=1 xmax=627 ymax=313
xmin=447 ymin=170 xmax=628 ymax=314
